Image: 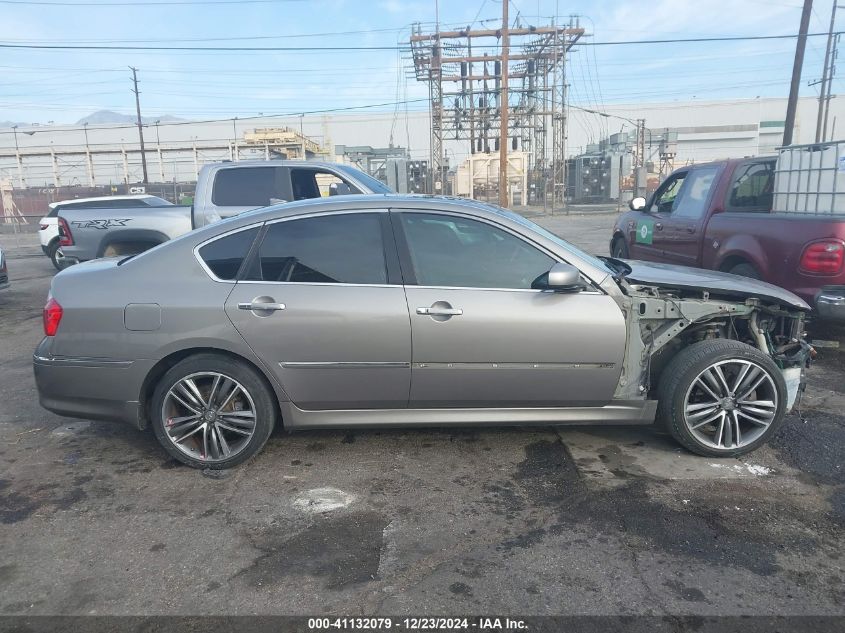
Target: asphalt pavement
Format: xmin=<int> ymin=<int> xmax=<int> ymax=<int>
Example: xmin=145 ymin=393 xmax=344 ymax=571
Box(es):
xmin=0 ymin=215 xmax=843 ymax=617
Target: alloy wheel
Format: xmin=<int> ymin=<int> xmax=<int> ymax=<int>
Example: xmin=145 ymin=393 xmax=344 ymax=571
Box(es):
xmin=683 ymin=359 xmax=779 ymax=450
xmin=161 ymin=371 xmax=257 ymax=462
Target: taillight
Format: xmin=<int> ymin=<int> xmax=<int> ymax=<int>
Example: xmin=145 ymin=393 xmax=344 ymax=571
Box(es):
xmin=39 ymin=223 xmax=49 ymax=230
xmin=58 ymin=217 xmax=73 ymax=247
xmin=43 ymin=297 xmax=63 ymax=336
xmin=799 ymin=240 xmax=844 ymax=275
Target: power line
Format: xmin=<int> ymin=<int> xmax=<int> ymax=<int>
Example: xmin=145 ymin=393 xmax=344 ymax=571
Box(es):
xmin=0 ymin=0 xmax=303 ymax=5
xmin=0 ymin=97 xmax=432 ymax=135
xmin=0 ymin=31 xmax=838 ymax=51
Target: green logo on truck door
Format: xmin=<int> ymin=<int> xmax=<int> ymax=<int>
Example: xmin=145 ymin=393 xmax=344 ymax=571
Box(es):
xmin=635 ymin=219 xmax=654 ymax=244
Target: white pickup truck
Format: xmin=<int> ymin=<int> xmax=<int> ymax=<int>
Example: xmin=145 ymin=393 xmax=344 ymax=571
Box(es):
xmin=57 ymin=160 xmax=391 ymax=266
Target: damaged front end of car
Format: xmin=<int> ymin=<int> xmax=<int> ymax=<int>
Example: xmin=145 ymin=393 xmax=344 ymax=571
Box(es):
xmin=613 ymin=281 xmax=814 ymax=412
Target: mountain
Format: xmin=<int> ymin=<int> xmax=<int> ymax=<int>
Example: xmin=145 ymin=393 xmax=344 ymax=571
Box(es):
xmin=74 ymin=110 xmax=185 ymax=125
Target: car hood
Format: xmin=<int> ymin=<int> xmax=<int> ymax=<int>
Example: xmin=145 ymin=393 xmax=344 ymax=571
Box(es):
xmin=622 ymin=260 xmax=810 ymax=310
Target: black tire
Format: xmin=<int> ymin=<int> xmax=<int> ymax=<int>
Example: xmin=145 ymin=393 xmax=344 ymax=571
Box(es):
xmin=728 ymin=262 xmax=761 ymax=280
xmin=47 ymin=239 xmax=63 ymax=270
xmin=656 ymin=339 xmax=787 ymax=457
xmin=151 ymin=354 xmax=277 ymax=469
xmin=611 ymin=236 xmax=629 ymax=258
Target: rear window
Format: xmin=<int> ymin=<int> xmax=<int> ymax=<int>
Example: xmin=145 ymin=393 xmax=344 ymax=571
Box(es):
xmin=247 ymin=213 xmax=387 ymax=284
xmin=212 ymin=167 xmax=287 ymax=207
xmin=727 ymin=161 xmax=774 ymax=213
xmin=198 ymin=227 xmax=260 ymax=280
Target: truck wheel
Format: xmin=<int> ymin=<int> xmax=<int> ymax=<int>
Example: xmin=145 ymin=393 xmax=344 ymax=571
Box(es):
xmin=611 ymin=237 xmax=629 ymax=258
xmin=656 ymin=339 xmax=787 ymax=457
xmin=47 ymin=240 xmax=64 ymax=270
xmin=728 ymin=262 xmax=761 ymax=280
xmin=151 ymin=354 xmax=277 ymax=469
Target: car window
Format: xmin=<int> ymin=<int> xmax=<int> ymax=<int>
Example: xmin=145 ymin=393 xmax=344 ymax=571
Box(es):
xmin=399 ymin=213 xmax=555 ymax=289
xmin=212 ymin=167 xmax=287 ymax=207
xmin=727 ymin=161 xmax=774 ymax=213
xmin=198 ymin=227 xmax=260 ymax=280
xmin=651 ymin=173 xmax=686 ymax=213
xmin=671 ymin=166 xmax=719 ymax=219
xmin=334 ymin=164 xmax=393 ymax=193
xmin=289 ymin=168 xmax=361 ymax=200
xmin=248 ymin=213 xmax=387 ymax=284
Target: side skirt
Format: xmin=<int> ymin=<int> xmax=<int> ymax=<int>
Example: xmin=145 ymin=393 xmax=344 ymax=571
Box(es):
xmin=280 ymin=400 xmax=658 ymax=430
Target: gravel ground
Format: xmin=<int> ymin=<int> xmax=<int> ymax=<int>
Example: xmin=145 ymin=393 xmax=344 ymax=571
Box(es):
xmin=0 ymin=216 xmax=843 ymax=617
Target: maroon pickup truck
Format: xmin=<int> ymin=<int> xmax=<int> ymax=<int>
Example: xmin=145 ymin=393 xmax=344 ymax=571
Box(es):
xmin=611 ymin=156 xmax=845 ymax=321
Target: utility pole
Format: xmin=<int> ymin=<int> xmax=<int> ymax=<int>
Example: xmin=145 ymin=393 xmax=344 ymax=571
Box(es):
xmin=12 ymin=125 xmax=24 ymax=188
xmin=823 ymin=32 xmax=840 ymax=140
xmin=814 ymin=1 xmax=837 ymax=142
xmin=83 ymin=122 xmax=95 ymax=187
xmin=498 ymin=0 xmax=510 ymax=208
xmin=784 ymin=0 xmax=813 ymax=146
xmin=129 ymin=66 xmax=149 ymax=184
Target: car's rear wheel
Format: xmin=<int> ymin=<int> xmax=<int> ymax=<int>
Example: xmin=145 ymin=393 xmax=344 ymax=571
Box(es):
xmin=47 ymin=239 xmax=63 ymax=270
xmin=151 ymin=354 xmax=277 ymax=469
xmin=611 ymin=236 xmax=629 ymax=258
xmin=657 ymin=339 xmax=787 ymax=457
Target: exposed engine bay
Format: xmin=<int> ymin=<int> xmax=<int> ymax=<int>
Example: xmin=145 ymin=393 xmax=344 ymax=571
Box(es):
xmin=613 ymin=281 xmax=814 ymax=405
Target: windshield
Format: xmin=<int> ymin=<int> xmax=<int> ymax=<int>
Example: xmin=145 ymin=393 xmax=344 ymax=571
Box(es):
xmin=334 ymin=165 xmax=393 ymax=193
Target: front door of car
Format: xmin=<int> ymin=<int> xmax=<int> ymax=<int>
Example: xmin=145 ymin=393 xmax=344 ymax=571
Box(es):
xmin=394 ymin=210 xmax=626 ymax=408
xmin=224 ymin=211 xmax=411 ymax=410
xmin=654 ymin=165 xmax=720 ymax=267
xmin=628 ymin=171 xmax=687 ymax=261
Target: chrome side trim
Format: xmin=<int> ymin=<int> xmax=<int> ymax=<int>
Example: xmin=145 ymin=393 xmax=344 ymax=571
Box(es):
xmin=281 ymin=361 xmax=411 ymax=369
xmin=239 ymin=281 xmax=397 ymax=288
xmin=412 ymin=362 xmax=615 ymax=370
xmin=33 ymin=354 xmax=133 ymax=368
xmin=409 ymin=284 xmax=603 ymax=295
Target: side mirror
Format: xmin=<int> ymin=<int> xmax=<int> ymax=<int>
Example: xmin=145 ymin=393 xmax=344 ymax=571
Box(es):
xmin=329 ymin=182 xmax=352 ymax=196
xmin=629 ymin=196 xmax=646 ymax=211
xmin=531 ymin=262 xmax=585 ymax=292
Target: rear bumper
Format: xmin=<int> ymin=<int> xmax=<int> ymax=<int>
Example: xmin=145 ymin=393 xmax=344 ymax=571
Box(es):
xmin=33 ymin=338 xmax=154 ymax=429
xmin=815 ymin=286 xmax=845 ymax=321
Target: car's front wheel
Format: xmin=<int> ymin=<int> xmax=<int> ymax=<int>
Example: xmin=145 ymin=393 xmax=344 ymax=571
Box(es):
xmin=611 ymin=236 xmax=629 ymax=259
xmin=151 ymin=354 xmax=277 ymax=469
xmin=657 ymin=339 xmax=787 ymax=457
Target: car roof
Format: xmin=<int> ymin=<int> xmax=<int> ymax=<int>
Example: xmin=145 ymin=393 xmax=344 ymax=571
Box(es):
xmin=675 ymin=156 xmax=777 ymax=171
xmin=48 ymin=194 xmax=157 ymax=209
xmin=228 ymin=194 xmax=507 ymax=224
xmin=211 ymin=159 xmax=353 ymax=168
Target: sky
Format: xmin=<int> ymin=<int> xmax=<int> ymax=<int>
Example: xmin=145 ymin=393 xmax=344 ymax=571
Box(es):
xmin=0 ymin=0 xmax=840 ymax=140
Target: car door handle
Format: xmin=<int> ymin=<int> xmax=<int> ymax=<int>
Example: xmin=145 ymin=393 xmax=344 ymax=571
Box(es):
xmin=686 ymin=226 xmax=696 ymax=233
xmin=417 ymin=307 xmax=463 ymax=316
xmin=238 ymin=301 xmax=285 ymax=312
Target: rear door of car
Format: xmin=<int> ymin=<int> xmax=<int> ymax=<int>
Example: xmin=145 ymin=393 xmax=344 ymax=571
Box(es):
xmin=392 ymin=209 xmax=626 ymax=408
xmin=223 ymin=210 xmax=411 ymax=410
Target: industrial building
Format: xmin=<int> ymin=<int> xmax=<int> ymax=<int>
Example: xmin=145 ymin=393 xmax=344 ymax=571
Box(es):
xmin=1 ymin=95 xmax=843 ymax=213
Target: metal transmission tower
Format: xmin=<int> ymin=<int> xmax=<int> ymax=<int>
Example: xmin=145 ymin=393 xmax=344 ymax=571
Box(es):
xmin=410 ymin=19 xmax=584 ymax=206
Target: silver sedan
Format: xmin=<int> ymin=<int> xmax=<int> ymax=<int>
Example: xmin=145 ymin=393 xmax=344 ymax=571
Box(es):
xmin=34 ymin=195 xmax=812 ymax=468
